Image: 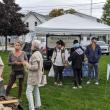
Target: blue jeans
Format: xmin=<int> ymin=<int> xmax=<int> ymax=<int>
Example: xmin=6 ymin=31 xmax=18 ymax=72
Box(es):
xmin=88 ymin=63 xmax=98 ymax=82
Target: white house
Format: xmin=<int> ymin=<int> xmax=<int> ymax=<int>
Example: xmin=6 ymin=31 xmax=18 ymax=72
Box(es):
xmin=0 ymin=11 xmax=50 ymax=46
xmin=22 ymin=11 xmax=50 ymax=32
xmin=18 ymin=11 xmax=51 ymax=42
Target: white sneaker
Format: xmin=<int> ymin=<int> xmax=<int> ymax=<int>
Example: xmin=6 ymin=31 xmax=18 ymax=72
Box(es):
xmin=58 ymin=83 xmax=63 ymax=86
xmin=95 ymin=82 xmax=99 ymax=85
xmin=78 ymin=86 xmax=82 ymax=89
xmin=58 ymin=82 xmax=63 ymax=86
xmin=72 ymin=86 xmax=77 ymax=89
xmin=54 ymin=82 xmax=58 ymax=85
xmin=87 ymin=81 xmax=90 ymax=84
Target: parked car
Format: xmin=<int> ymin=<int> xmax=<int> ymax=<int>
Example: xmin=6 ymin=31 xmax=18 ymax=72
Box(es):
xmin=97 ymin=41 xmax=110 ymax=55
xmin=81 ymin=40 xmax=110 ymax=55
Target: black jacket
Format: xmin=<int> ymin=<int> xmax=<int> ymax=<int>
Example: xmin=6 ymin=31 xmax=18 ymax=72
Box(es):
xmin=69 ymin=47 xmax=84 ymax=69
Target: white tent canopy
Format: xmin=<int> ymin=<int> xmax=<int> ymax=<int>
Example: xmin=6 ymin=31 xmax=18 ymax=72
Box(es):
xmin=36 ymin=14 xmax=110 ymax=35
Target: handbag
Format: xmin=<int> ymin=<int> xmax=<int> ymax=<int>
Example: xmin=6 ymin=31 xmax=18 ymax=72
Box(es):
xmin=48 ymin=65 xmax=54 ymax=77
xmin=41 ymin=74 xmax=47 ymax=85
xmin=40 ymin=66 xmax=47 ymax=86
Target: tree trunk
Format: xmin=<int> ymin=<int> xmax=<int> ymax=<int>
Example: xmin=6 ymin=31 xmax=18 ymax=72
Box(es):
xmin=5 ymin=36 xmax=7 ymax=51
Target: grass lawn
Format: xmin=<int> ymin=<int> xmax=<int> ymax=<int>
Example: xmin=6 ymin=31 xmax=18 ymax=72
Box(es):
xmin=0 ymin=51 xmax=110 ymax=110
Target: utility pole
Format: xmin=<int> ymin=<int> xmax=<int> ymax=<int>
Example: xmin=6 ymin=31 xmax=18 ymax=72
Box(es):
xmin=90 ymin=0 xmax=93 ymax=16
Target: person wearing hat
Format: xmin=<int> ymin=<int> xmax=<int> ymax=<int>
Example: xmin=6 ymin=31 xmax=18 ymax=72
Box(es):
xmin=69 ymin=40 xmax=84 ymax=89
xmin=85 ymin=37 xmax=101 ymax=85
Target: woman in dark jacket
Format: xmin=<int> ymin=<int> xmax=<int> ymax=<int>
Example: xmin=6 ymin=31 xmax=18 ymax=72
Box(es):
xmin=69 ymin=42 xmax=84 ymax=89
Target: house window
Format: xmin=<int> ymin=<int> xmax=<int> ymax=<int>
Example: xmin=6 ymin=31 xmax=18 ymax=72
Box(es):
xmin=35 ymin=22 xmax=37 ymax=26
xmin=26 ymin=22 xmax=29 ymax=27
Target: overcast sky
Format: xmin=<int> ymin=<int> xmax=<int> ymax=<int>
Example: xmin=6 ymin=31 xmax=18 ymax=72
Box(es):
xmin=5 ymin=0 xmax=108 ymax=18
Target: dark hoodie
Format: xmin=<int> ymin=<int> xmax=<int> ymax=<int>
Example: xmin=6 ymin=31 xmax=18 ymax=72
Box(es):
xmin=69 ymin=47 xmax=84 ymax=69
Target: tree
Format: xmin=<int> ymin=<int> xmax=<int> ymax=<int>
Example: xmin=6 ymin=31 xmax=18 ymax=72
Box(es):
xmin=101 ymin=0 xmax=110 ymax=25
xmin=49 ymin=8 xmax=76 ymax=17
xmin=49 ymin=9 xmax=64 ymax=17
xmin=64 ymin=8 xmax=76 ymax=14
xmin=0 ymin=0 xmax=29 ymax=50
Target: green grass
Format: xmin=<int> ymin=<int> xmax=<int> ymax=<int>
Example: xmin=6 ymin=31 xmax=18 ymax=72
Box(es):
xmin=0 ymin=52 xmax=110 ymax=110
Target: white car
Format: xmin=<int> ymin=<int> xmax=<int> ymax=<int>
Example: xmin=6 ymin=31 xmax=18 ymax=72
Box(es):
xmin=97 ymin=41 xmax=110 ymax=55
xmin=81 ymin=41 xmax=110 ymax=55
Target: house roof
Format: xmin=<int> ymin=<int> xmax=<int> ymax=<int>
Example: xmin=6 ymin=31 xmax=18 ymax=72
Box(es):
xmin=23 ymin=11 xmax=49 ymax=23
xmin=74 ymin=12 xmax=99 ymax=21
xmin=36 ymin=14 xmax=110 ymax=35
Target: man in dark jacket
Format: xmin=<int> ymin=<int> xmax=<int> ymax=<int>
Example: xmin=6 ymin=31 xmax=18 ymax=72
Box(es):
xmin=85 ymin=37 xmax=101 ymax=85
xmin=69 ymin=40 xmax=84 ymax=89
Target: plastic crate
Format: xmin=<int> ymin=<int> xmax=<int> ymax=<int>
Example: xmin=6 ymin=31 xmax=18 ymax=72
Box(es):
xmin=63 ymin=66 xmax=73 ymax=76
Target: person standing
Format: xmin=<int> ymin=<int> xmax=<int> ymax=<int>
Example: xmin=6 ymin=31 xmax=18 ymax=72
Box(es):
xmin=51 ymin=40 xmax=68 ymax=86
xmin=85 ymin=37 xmax=101 ymax=85
xmin=69 ymin=40 xmax=84 ymax=89
xmin=70 ymin=40 xmax=84 ymax=79
xmin=25 ymin=40 xmax=43 ymax=110
xmin=6 ymin=41 xmax=28 ymax=98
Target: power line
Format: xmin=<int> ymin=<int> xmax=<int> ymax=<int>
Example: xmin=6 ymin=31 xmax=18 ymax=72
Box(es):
xmin=22 ymin=2 xmax=105 ymax=8
xmin=22 ymin=4 xmax=104 ymax=9
xmin=21 ymin=5 xmax=104 ymax=11
xmin=21 ymin=7 xmax=104 ymax=14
